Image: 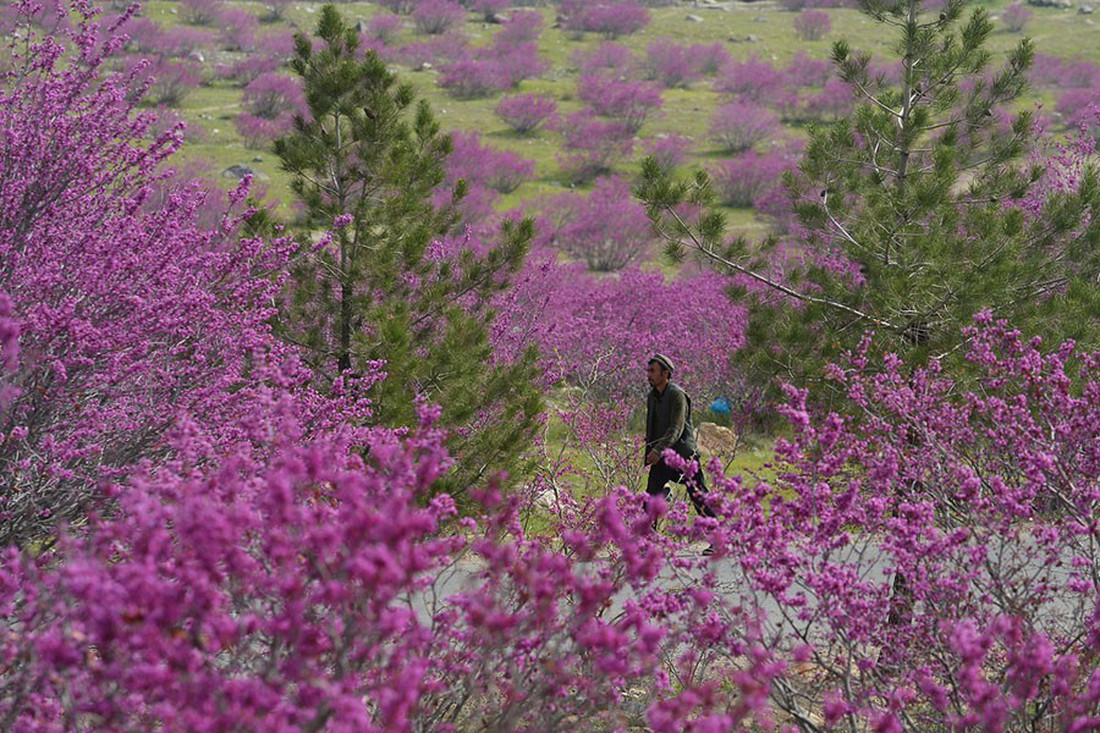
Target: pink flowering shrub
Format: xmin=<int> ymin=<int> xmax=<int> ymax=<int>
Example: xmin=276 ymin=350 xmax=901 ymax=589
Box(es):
xmin=641 ymin=134 xmax=692 ymax=175
xmin=216 ymin=7 xmax=259 ymax=51
xmin=492 ymin=253 xmax=747 ymax=398
xmin=541 ymin=175 xmax=655 ymax=271
xmin=221 ymin=53 xmax=282 ymax=85
xmin=364 ymin=12 xmax=404 ymax=46
xmin=802 ymin=77 xmax=855 ymax=119
xmin=709 ymin=100 xmax=781 ymax=152
xmin=784 ymin=50 xmax=832 ymax=88
xmin=495 ymin=8 xmax=542 ymax=44
xmin=437 ymin=22 xmax=547 ymax=98
xmin=236 ymin=72 xmax=308 ymax=148
xmin=576 ymin=73 xmax=663 ymax=133
xmin=445 ymin=131 xmax=535 ymax=195
xmin=689 ymin=42 xmax=731 ymax=76
xmin=1057 ymin=87 xmax=1100 ymax=127
xmin=554 ymin=108 xmax=635 ymax=183
xmin=130 ymin=56 xmax=203 ymax=108
xmin=0 ymin=1 xmax=300 ymax=546
xmin=395 ymin=30 xmax=469 ymax=67
xmin=792 ymin=8 xmax=831 ymax=41
xmin=490 ymin=39 xmax=548 ymax=86
xmin=708 ymin=149 xmax=793 ymax=208
xmin=412 ymin=0 xmax=467 ymax=35
xmin=439 ymin=57 xmax=510 ymax=97
xmin=495 ymin=93 xmax=557 ymax=134
xmin=715 ymin=317 xmax=1100 ymax=728
xmin=642 ymin=39 xmax=701 ymax=89
xmin=714 ymin=55 xmax=785 ymax=102
xmin=1001 ymin=2 xmax=1032 ymax=33
xmin=572 ymin=41 xmax=636 ymax=75
xmin=1028 ymin=54 xmax=1100 ymax=90
xmin=559 ymin=0 xmax=650 ymax=39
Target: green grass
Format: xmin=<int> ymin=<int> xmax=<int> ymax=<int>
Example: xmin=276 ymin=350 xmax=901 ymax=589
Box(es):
xmin=147 ymin=0 xmax=1099 ymax=233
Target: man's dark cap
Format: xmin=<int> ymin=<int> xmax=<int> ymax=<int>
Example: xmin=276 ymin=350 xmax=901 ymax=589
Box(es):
xmin=650 ymin=353 xmax=675 ymax=374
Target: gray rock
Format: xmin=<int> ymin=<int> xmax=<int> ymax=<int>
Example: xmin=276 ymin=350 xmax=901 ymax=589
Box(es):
xmin=222 ymin=165 xmax=254 ymax=180
xmin=251 ymin=157 xmax=264 ymax=163
xmin=685 ymin=13 xmax=704 ymax=21
xmin=419 ymin=62 xmax=433 ymax=71
xmin=1079 ymin=4 xmax=1094 ymax=12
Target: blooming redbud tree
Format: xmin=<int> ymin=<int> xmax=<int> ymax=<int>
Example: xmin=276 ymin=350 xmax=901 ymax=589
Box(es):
xmin=412 ymin=0 xmax=467 ymax=35
xmin=792 ymin=8 xmax=832 ymax=41
xmin=0 ymin=1 xmax=302 ymax=547
xmin=708 ymin=100 xmax=781 ymax=153
xmin=494 ymin=93 xmax=557 ymax=135
xmin=559 ymin=0 xmax=650 ymax=39
xmin=235 ymin=72 xmax=308 ymax=148
xmin=1001 ymin=1 xmax=1032 ymax=33
xmin=554 ymin=108 xmax=635 ymax=184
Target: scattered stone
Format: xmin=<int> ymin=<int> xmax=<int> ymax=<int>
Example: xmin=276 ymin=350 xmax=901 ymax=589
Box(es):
xmin=222 ymin=165 xmax=254 ymax=179
xmin=746 ymin=33 xmax=760 ymax=41
xmin=187 ymin=50 xmax=204 ymax=64
xmin=1080 ymin=4 xmax=1094 ymax=12
xmin=1026 ymin=0 xmax=1072 ymax=7
xmin=697 ymin=422 xmax=739 ymax=460
xmin=534 ymin=490 xmax=561 ymax=510
xmin=488 ymin=13 xmax=507 ymax=24
xmin=685 ymin=13 xmax=704 ymax=21
xmin=419 ymin=61 xmax=433 ymax=71
xmin=251 ymin=157 xmax=264 ymax=163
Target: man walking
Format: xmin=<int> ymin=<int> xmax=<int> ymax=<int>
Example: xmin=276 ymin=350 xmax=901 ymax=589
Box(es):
xmin=644 ymin=354 xmax=716 ymax=522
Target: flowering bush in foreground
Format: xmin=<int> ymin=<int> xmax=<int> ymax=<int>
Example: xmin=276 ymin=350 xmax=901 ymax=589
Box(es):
xmin=0 ymin=3 xmax=301 ymax=547
xmin=5 ymin=317 xmax=1100 ymax=730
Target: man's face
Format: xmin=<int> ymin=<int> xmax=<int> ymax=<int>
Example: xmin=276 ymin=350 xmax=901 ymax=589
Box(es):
xmin=646 ymin=361 xmax=668 ymax=388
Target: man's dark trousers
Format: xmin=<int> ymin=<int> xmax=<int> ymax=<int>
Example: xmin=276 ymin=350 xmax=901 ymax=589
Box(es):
xmin=646 ymin=455 xmax=716 ymax=519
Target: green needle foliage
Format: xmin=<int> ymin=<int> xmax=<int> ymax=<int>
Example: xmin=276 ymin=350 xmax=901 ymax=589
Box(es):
xmin=639 ymin=0 xmax=1100 ymax=400
xmin=274 ymin=5 xmax=543 ymax=501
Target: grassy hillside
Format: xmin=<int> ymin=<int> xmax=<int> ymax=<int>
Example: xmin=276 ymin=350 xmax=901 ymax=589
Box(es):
xmin=154 ymin=0 xmax=1100 ymax=232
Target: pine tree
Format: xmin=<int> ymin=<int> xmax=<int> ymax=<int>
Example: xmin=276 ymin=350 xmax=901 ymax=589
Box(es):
xmin=274 ymin=5 xmax=543 ymax=499
xmin=638 ymin=0 xmax=1100 ymax=396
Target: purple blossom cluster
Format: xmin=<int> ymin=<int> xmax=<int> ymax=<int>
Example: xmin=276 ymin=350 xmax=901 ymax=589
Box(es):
xmin=436 ymin=11 xmax=548 ymax=98
xmin=558 ymin=0 xmax=650 ymax=39
xmin=6 ymin=6 xmax=1100 ymax=730
xmin=494 ymin=93 xmax=558 ymax=134
xmin=435 ymin=131 xmax=536 ymax=222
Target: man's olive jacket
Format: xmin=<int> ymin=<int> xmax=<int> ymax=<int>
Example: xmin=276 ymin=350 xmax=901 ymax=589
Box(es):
xmin=645 ymin=382 xmax=698 ymax=462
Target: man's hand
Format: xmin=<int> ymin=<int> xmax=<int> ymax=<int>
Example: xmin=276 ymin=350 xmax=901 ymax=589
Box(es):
xmin=645 ymin=450 xmax=660 ymax=466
